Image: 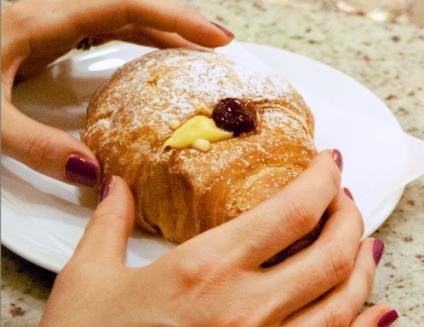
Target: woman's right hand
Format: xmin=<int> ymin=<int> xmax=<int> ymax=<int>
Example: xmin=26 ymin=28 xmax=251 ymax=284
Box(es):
xmin=39 ymin=151 xmax=397 ymax=327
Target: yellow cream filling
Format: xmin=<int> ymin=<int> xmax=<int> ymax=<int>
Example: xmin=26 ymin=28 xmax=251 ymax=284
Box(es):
xmin=164 ymin=115 xmax=232 ymax=150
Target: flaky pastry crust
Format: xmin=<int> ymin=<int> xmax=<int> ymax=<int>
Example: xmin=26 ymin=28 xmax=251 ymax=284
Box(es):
xmin=82 ymin=49 xmax=316 ymax=243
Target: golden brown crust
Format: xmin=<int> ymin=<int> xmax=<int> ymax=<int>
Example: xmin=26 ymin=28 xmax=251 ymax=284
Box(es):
xmin=82 ymin=49 xmax=316 ymax=243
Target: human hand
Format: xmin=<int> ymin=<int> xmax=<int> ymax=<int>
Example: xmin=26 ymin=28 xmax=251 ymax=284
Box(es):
xmin=39 ymin=151 xmax=397 ymax=327
xmin=1 ymin=0 xmax=234 ymax=187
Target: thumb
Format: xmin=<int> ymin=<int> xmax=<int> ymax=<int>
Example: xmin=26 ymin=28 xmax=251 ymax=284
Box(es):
xmin=2 ymin=102 xmax=100 ymax=187
xmin=73 ymin=176 xmax=135 ymax=264
xmin=351 ymin=305 xmax=398 ymax=327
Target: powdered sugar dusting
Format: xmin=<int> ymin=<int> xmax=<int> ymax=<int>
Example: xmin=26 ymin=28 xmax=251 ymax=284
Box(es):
xmin=84 ymin=50 xmax=293 ymax=148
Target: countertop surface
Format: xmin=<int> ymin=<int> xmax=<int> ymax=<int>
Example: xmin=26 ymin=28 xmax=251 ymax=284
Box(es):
xmin=2 ymin=0 xmax=423 ymax=326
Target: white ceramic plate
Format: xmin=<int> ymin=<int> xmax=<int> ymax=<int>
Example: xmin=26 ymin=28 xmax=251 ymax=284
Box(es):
xmin=1 ymin=42 xmax=404 ymax=273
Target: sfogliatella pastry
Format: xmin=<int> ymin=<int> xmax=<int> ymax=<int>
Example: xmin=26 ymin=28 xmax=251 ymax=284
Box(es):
xmin=82 ymin=49 xmax=317 ymax=246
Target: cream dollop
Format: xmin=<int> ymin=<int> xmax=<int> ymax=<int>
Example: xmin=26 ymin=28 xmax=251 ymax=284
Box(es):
xmin=164 ymin=115 xmax=233 ymax=150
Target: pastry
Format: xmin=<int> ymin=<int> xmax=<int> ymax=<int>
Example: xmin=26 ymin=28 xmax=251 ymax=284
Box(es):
xmin=82 ymin=49 xmax=317 ymax=245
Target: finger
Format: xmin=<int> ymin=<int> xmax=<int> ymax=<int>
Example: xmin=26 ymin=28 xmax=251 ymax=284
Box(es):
xmin=70 ymin=0 xmax=234 ymax=47
xmin=2 ymin=103 xmax=100 ymax=187
xmin=280 ymin=238 xmax=380 ymax=326
xmin=88 ymin=35 xmax=156 ymax=49
xmin=92 ymin=25 xmax=211 ymax=51
xmin=120 ymin=26 xmax=212 ymax=51
xmin=72 ymin=176 xmax=135 ymax=264
xmin=259 ymin=189 xmax=363 ymax=321
xmin=8 ymin=0 xmax=233 ymax=80
xmin=86 ymin=24 xmax=155 ymax=48
xmin=352 ymin=305 xmax=399 ymax=327
xmin=188 ymin=150 xmax=342 ymax=267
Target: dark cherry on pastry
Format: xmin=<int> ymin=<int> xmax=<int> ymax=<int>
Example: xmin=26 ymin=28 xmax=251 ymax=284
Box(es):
xmin=212 ymin=98 xmax=258 ymax=136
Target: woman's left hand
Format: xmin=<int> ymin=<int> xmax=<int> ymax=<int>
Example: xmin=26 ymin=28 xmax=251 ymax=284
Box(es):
xmin=1 ymin=0 xmax=234 ymax=186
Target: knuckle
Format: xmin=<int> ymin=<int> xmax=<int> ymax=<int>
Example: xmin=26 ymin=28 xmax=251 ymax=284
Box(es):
xmin=359 ymin=216 xmax=365 ymax=237
xmin=324 ymin=306 xmax=352 ymax=327
xmin=285 ymin=199 xmax=318 ymax=233
xmin=326 ymin=242 xmax=355 ymax=282
xmin=175 ymin=260 xmax=207 ymax=288
xmin=21 ymin=133 xmax=52 ymax=171
xmin=363 ymin=249 xmax=376 ymax=291
xmin=180 ymin=4 xmax=198 ymax=15
xmin=221 ymin=316 xmax=250 ymax=327
xmin=365 ymin=273 xmax=374 ymax=294
xmin=219 ymin=311 xmax=268 ymax=327
xmin=327 ymin=163 xmax=342 ymax=193
xmin=174 ymin=249 xmax=216 ymax=288
xmin=354 ymin=208 xmax=365 ymax=237
xmin=85 ymin=208 xmax=125 ymax=233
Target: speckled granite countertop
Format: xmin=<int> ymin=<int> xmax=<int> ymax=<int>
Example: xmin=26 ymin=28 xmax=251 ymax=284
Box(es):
xmin=2 ymin=0 xmax=423 ymax=326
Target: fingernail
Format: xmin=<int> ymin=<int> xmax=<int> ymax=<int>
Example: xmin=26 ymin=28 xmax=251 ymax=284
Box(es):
xmin=373 ymin=239 xmax=385 ymax=265
xmin=332 ymin=149 xmax=343 ymax=171
xmin=210 ymin=21 xmax=235 ymax=38
xmin=76 ymin=37 xmax=93 ymax=50
xmin=343 ymin=187 xmax=354 ymax=200
xmin=99 ymin=176 xmax=113 ymax=202
xmin=65 ymin=154 xmax=98 ymax=187
xmin=377 ymin=309 xmax=398 ymax=327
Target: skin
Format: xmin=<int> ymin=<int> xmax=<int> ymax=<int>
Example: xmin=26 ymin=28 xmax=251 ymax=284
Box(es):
xmin=2 ymin=1 xmax=396 ymax=326
xmin=39 ymin=152 xmax=392 ymax=326
xmin=1 ymin=0 xmax=229 ymax=184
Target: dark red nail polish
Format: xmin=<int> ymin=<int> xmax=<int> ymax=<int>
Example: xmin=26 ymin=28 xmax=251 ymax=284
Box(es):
xmin=373 ymin=239 xmax=385 ymax=265
xmin=332 ymin=149 xmax=343 ymax=171
xmin=65 ymin=155 xmax=98 ymax=187
xmin=210 ymin=21 xmax=235 ymax=38
xmin=99 ymin=176 xmax=113 ymax=202
xmin=377 ymin=309 xmax=398 ymax=327
xmin=343 ymin=187 xmax=354 ymax=200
